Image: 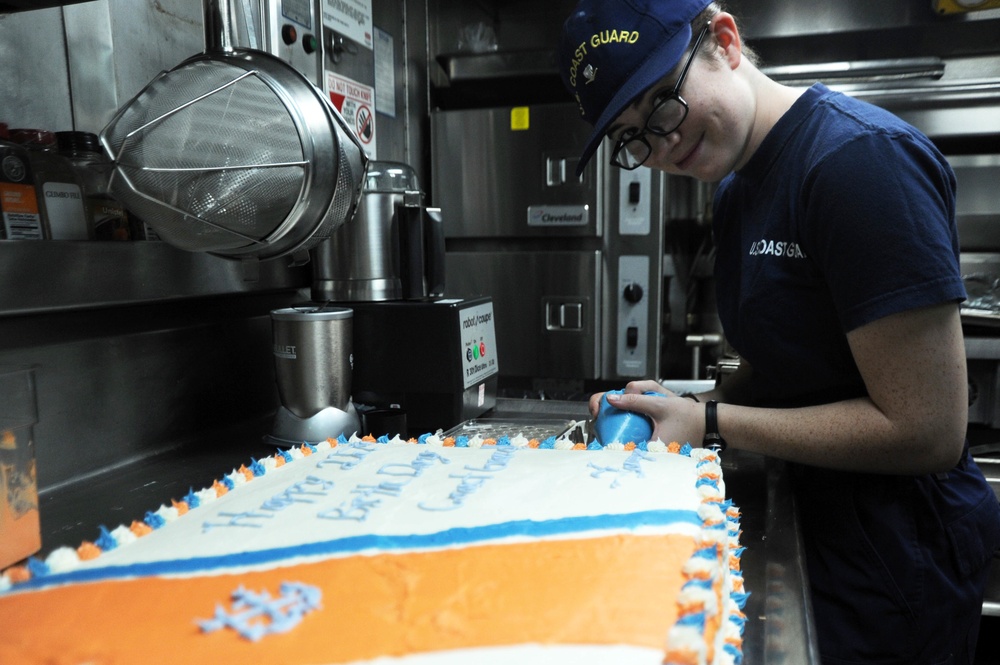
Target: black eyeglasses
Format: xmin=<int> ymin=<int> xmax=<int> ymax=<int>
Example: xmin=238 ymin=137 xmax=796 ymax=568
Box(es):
xmin=610 ymin=23 xmax=711 ymax=170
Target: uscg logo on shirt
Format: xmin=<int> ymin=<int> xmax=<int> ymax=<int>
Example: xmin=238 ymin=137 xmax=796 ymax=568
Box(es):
xmin=749 ymin=238 xmax=807 ymax=259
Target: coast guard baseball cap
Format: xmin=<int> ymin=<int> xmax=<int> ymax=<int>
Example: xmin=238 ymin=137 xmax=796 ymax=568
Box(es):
xmin=559 ymin=0 xmax=712 ymax=176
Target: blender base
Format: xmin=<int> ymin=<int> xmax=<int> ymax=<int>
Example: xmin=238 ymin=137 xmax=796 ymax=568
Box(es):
xmin=265 ymin=403 xmax=361 ymax=447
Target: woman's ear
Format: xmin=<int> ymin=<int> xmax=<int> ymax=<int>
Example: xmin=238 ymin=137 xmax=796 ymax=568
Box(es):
xmin=710 ymin=13 xmax=743 ymax=70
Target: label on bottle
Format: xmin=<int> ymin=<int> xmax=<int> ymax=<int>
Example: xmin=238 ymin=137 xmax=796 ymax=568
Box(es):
xmin=42 ymin=181 xmax=88 ymax=240
xmin=0 ymin=152 xmax=44 ymax=240
xmin=1 ymin=184 xmax=44 ymax=240
xmin=89 ymin=198 xmax=131 ymax=240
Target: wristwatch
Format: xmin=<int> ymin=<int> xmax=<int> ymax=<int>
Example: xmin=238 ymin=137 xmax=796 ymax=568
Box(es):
xmin=703 ymin=400 xmax=726 ymax=452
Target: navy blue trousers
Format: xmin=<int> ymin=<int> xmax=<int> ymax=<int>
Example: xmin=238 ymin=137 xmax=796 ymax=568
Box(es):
xmin=793 ymin=448 xmax=1000 ymax=665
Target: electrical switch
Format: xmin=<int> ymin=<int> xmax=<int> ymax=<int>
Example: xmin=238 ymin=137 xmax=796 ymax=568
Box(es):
xmin=626 ymin=326 xmax=639 ymax=348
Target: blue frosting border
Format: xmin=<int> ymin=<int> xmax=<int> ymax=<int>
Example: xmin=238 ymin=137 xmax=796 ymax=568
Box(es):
xmin=13 ymin=509 xmax=701 ymax=593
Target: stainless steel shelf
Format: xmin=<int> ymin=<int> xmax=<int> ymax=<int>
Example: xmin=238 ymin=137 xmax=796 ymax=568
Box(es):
xmin=0 ymin=241 xmax=310 ymax=316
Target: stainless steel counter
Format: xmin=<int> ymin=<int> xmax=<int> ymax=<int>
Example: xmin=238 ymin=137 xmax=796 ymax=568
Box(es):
xmin=36 ymin=399 xmax=819 ymax=664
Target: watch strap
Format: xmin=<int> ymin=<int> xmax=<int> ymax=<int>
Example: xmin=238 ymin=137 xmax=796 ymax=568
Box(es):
xmin=703 ymin=400 xmax=726 ymax=452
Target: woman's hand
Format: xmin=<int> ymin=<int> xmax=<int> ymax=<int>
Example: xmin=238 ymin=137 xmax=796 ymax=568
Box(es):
xmin=589 ymin=380 xmax=704 ymax=446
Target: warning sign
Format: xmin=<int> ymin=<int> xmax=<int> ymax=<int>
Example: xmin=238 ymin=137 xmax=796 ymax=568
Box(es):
xmin=326 ymin=72 xmax=376 ymax=159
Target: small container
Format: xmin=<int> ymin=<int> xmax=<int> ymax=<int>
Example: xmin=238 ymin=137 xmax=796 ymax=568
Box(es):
xmin=56 ymin=131 xmax=131 ymax=240
xmin=9 ymin=128 xmax=90 ymax=240
xmin=0 ymin=123 xmax=45 ymax=240
xmin=0 ymin=366 xmax=40 ymax=569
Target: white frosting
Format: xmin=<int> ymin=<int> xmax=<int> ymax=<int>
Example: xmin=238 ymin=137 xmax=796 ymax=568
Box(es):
xmin=43 ymin=547 xmax=80 ymax=574
xmin=35 ymin=443 xmax=706 ymax=578
xmin=226 ymin=470 xmax=249 ymax=487
xmin=154 ymin=504 xmax=181 ymax=523
xmin=682 ymin=556 xmax=719 ymax=580
xmin=194 ymin=487 xmax=218 ymax=506
xmin=109 ymin=524 xmax=137 ymax=548
xmin=509 ymin=434 xmax=530 ymax=448
xmin=553 ymin=438 xmax=576 ymax=450
xmin=697 ymin=502 xmax=726 ymax=524
xmin=646 ymin=440 xmax=668 ymax=453
xmin=665 ymin=625 xmax=707 ymax=658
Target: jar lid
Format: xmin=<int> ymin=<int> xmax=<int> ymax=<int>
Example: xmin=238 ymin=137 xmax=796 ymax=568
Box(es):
xmin=270 ymin=305 xmax=354 ymax=322
xmin=364 ymin=161 xmax=421 ymax=194
xmin=9 ymin=128 xmax=56 ymax=147
xmin=55 ymin=131 xmax=102 ymax=155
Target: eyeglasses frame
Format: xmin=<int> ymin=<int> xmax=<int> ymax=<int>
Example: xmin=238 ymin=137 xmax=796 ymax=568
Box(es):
xmin=609 ymin=22 xmax=712 ymax=170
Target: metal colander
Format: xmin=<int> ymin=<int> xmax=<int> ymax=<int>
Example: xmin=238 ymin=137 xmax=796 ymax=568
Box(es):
xmin=100 ymin=0 xmax=367 ymax=260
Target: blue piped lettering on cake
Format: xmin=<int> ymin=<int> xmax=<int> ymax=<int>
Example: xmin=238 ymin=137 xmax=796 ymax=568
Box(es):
xmin=202 ymin=510 xmax=274 ymax=532
xmin=318 ymin=451 xmax=452 ymax=521
xmin=316 ymin=441 xmax=377 ymax=470
xmin=588 ymin=449 xmax=656 ymax=488
xmin=260 ymin=476 xmax=336 ymax=511
xmin=419 ymin=448 xmax=517 ymax=511
xmin=317 ymin=493 xmax=381 ymax=521
xmin=377 ymin=451 xmax=451 ymax=477
xmin=462 ymin=446 xmax=515 ymax=473
xmin=198 ymin=582 xmax=322 ymax=642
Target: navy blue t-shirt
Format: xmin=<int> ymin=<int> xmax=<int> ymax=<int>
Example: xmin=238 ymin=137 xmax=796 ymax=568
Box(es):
xmin=714 ymin=83 xmax=964 ymax=408
xmin=714 ymin=84 xmax=1000 ymax=663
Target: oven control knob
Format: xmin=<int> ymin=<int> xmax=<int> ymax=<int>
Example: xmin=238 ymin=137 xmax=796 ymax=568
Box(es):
xmin=623 ymin=283 xmax=644 ymax=304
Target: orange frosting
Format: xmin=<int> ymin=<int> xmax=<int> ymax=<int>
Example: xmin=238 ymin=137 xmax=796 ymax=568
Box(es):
xmin=663 ymin=647 xmax=702 ymax=665
xmin=171 ymin=500 xmax=189 ymax=516
xmin=212 ymin=480 xmax=229 ymax=497
xmin=76 ymin=542 xmax=102 ymax=561
xmin=2 ymin=565 xmax=30 ymax=584
xmin=0 ymin=534 xmax=695 ymax=665
xmin=129 ymin=521 xmax=153 ymax=537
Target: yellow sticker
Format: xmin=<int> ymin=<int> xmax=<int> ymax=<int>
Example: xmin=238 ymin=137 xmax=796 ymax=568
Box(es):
xmin=510 ymin=107 xmax=530 ymax=131
xmin=932 ymin=0 xmax=1000 ymax=13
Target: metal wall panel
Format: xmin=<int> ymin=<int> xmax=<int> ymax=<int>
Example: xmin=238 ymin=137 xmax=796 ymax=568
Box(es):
xmin=0 ymin=7 xmax=72 ymax=131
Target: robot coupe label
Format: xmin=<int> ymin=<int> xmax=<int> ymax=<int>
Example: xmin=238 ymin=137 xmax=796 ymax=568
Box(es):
xmin=460 ymin=302 xmax=499 ymax=390
xmin=527 ymin=205 xmax=589 ymax=227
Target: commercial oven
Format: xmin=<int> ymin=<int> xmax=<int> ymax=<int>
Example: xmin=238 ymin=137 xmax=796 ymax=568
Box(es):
xmin=431 ymin=102 xmax=665 ymax=385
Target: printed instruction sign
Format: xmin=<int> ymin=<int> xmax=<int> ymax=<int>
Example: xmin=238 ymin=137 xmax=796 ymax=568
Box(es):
xmin=327 ymin=72 xmax=377 ymax=159
xmin=323 ymin=0 xmax=373 ymax=50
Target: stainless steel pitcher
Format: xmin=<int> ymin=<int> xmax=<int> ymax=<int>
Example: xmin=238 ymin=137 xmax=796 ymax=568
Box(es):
xmin=309 ymin=161 xmax=444 ymax=302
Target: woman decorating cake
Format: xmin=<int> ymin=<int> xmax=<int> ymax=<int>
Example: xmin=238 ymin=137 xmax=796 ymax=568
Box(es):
xmin=561 ymin=1 xmax=1000 ymax=663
